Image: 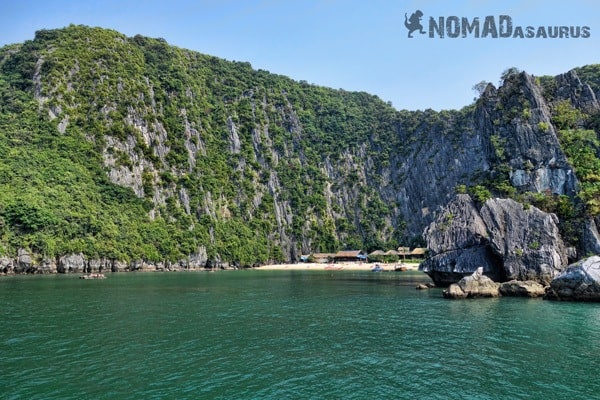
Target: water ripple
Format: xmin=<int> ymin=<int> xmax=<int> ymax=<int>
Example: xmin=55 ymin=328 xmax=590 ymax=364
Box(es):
xmin=1 ymin=272 xmax=599 ymax=399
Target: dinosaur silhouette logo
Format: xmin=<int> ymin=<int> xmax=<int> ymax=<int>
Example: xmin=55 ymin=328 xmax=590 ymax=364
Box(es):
xmin=405 ymin=10 xmax=426 ymax=38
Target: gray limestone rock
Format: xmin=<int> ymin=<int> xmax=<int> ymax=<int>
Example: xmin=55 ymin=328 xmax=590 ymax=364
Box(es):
xmin=421 ymin=194 xmax=568 ymax=286
xmin=481 ymin=198 xmax=567 ymax=284
xmin=58 ymin=253 xmax=86 ymax=273
xmin=37 ymin=258 xmax=57 ymax=274
xmin=15 ymin=249 xmax=33 ymax=273
xmin=545 ymin=256 xmax=600 ymax=301
xmin=420 ymin=246 xmax=500 ymax=287
xmin=582 ymin=218 xmax=600 ymax=256
xmin=424 ymin=194 xmax=488 ymax=255
xmin=0 ymin=256 xmax=14 ymax=274
xmin=87 ymin=258 xmax=114 ymax=273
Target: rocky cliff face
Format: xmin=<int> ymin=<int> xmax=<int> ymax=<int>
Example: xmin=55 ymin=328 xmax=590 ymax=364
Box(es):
xmin=421 ymin=194 xmax=567 ymax=286
xmin=391 ymin=69 xmax=587 ymax=244
xmin=475 ymin=73 xmax=578 ymax=196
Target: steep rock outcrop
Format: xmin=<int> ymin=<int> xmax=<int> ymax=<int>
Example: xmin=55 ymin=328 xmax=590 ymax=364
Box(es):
xmin=424 ymin=194 xmax=488 ymax=254
xmin=420 ymin=194 xmax=501 ymax=286
xmin=477 ymin=72 xmax=577 ymax=197
xmin=554 ymin=70 xmax=600 ymax=114
xmin=421 ymin=194 xmax=567 ymax=286
xmin=545 ymin=256 xmax=600 ymax=301
xmin=582 ymin=219 xmax=600 ymax=255
xmin=481 ymin=198 xmax=567 ymax=284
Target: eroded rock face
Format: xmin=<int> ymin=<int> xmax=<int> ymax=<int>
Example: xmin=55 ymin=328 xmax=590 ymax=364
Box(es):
xmin=37 ymin=258 xmax=57 ymax=274
xmin=420 ymin=246 xmax=501 ymax=287
xmin=424 ymin=194 xmax=488 ymax=254
xmin=420 ymin=194 xmax=502 ymax=286
xmin=545 ymin=256 xmax=600 ymax=301
xmin=481 ymin=199 xmax=567 ymax=284
xmin=15 ymin=249 xmax=33 ymax=273
xmin=58 ymin=253 xmax=85 ymax=273
xmin=421 ymin=194 xmax=567 ymax=286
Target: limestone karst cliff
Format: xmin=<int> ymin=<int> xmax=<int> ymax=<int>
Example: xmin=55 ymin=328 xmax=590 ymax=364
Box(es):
xmin=0 ymin=25 xmax=599 ymax=270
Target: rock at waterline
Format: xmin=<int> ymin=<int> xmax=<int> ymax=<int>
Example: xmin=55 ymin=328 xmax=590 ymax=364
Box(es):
xmin=498 ymin=280 xmax=546 ymax=297
xmin=421 ymin=194 xmax=567 ymax=286
xmin=545 ymin=256 xmax=600 ymax=301
xmin=415 ymin=283 xmax=435 ymax=290
xmin=443 ymin=267 xmax=501 ymax=299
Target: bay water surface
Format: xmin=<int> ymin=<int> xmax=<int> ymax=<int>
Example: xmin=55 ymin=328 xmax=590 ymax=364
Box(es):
xmin=1 ymin=270 xmax=599 ymax=399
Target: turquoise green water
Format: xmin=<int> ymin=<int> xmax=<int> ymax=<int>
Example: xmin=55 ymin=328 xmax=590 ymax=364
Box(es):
xmin=1 ymin=270 xmax=599 ymax=399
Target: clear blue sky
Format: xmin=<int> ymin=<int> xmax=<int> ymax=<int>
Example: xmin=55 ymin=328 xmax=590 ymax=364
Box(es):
xmin=1 ymin=0 xmax=599 ymax=110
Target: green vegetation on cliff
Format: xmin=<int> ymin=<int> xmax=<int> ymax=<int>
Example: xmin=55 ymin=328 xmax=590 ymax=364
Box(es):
xmin=0 ymin=25 xmax=407 ymax=264
xmin=0 ymin=25 xmax=599 ymax=266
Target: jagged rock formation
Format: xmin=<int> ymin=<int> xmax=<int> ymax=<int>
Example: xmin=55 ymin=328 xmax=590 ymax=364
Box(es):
xmin=421 ymin=194 xmax=567 ymax=286
xmin=420 ymin=194 xmax=502 ymax=285
xmin=545 ymin=256 xmax=600 ymax=301
xmin=57 ymin=253 xmax=86 ymax=273
xmin=481 ymin=198 xmax=567 ymax=283
xmin=476 ymin=73 xmax=578 ymax=196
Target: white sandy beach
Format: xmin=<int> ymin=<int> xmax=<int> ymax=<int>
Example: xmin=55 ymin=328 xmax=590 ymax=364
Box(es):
xmin=255 ymin=262 xmax=420 ymax=271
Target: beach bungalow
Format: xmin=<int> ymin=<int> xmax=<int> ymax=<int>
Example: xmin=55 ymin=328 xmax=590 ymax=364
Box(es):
xmin=367 ymin=250 xmax=386 ymax=263
xmin=334 ymin=250 xmax=367 ymax=263
xmin=410 ymin=247 xmax=427 ymax=259
xmin=312 ymin=253 xmax=336 ymax=263
xmin=397 ymin=247 xmax=411 ymax=261
xmin=396 ymin=246 xmax=427 ymax=260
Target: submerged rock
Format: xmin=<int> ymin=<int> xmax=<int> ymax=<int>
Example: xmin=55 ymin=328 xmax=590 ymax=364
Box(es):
xmin=499 ymin=280 xmax=546 ymax=297
xmin=545 ymin=256 xmax=600 ymax=301
xmin=415 ymin=283 xmax=435 ymax=290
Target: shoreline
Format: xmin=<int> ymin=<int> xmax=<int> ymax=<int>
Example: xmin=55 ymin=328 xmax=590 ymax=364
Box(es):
xmin=255 ymin=262 xmax=421 ymax=271
xmin=0 ymin=262 xmax=422 ymax=276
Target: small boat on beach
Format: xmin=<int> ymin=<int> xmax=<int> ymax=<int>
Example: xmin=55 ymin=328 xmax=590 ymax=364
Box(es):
xmin=371 ymin=265 xmax=384 ymax=272
xmin=79 ymin=273 xmax=106 ymax=280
